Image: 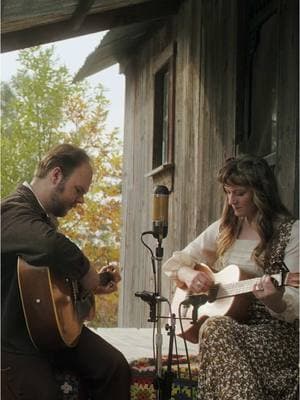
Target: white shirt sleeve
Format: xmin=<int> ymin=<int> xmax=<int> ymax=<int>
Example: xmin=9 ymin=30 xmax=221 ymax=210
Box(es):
xmin=267 ymin=220 xmax=299 ymax=323
xmin=162 ymin=219 xmax=220 ymax=279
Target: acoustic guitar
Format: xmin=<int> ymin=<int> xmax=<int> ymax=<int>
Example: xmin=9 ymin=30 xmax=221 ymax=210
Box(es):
xmin=17 ymin=257 xmax=117 ymax=351
xmin=171 ymin=263 xmax=299 ymax=344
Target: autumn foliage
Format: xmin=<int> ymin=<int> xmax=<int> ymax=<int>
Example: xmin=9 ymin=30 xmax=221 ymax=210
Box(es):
xmin=1 ymin=46 xmax=123 ymax=326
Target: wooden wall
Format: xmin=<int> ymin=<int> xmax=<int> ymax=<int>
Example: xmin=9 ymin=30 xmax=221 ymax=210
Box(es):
xmin=118 ymin=0 xmax=298 ymax=327
xmin=276 ymin=0 xmax=299 ymax=216
xmin=118 ymin=19 xmax=176 ymax=327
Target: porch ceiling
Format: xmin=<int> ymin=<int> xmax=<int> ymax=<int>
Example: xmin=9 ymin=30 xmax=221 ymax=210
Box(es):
xmin=1 ymin=0 xmax=180 ymax=53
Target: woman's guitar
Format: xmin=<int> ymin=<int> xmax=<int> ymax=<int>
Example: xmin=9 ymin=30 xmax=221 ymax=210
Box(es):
xmin=171 ymin=263 xmax=299 ymax=344
xmin=17 ymin=257 xmax=118 ymax=351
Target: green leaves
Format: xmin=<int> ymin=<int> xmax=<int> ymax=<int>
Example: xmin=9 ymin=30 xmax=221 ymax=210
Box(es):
xmin=1 ymin=46 xmax=72 ymax=195
xmin=1 ymin=45 xmax=123 ymax=327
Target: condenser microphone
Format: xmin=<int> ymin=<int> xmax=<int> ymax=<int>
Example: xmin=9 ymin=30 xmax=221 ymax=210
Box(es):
xmin=152 ymin=185 xmax=169 ymax=240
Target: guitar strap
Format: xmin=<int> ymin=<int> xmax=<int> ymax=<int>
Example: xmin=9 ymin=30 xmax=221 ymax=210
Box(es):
xmin=264 ymin=218 xmax=295 ymax=275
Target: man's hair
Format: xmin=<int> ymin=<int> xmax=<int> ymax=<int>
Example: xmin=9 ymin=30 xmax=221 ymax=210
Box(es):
xmin=34 ymin=144 xmax=91 ymax=179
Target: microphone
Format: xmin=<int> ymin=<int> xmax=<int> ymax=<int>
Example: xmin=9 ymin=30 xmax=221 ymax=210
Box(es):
xmin=135 ymin=291 xmax=155 ymax=303
xmin=135 ymin=290 xmax=168 ymax=303
xmin=152 ymin=185 xmax=169 ymax=240
xmin=181 ymin=294 xmax=209 ymax=324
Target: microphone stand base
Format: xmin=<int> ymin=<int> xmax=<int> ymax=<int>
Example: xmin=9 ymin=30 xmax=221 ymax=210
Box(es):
xmin=153 ymin=371 xmax=176 ymax=400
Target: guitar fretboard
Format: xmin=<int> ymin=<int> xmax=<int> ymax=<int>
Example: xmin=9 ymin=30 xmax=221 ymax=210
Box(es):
xmin=213 ymin=273 xmax=282 ymax=299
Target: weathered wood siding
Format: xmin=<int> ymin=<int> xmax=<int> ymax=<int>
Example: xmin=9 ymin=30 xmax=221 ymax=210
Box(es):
xmin=118 ymin=20 xmax=176 ymax=327
xmin=118 ymin=0 xmax=298 ymax=327
xmin=276 ymin=0 xmax=299 ymax=215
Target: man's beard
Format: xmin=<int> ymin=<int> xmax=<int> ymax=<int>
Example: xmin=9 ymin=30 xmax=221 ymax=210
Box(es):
xmin=50 ymin=181 xmax=70 ymax=217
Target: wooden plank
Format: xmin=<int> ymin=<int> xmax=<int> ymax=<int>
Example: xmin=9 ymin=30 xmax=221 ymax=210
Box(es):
xmin=276 ymin=0 xmax=299 ymax=217
xmin=94 ymin=327 xmax=199 ymax=361
xmin=2 ymin=0 xmax=182 ymax=52
xmin=119 ymin=18 xmax=176 ymax=327
xmin=2 ymin=0 xmax=151 ymax=31
xmin=119 ymin=62 xmax=137 ymax=326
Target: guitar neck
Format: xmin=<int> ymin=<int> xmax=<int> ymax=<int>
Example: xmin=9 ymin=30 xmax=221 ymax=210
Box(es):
xmin=215 ymin=273 xmax=283 ymax=299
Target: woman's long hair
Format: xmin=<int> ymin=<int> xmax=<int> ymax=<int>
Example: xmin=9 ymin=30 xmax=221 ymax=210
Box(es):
xmin=216 ymin=155 xmax=291 ymax=267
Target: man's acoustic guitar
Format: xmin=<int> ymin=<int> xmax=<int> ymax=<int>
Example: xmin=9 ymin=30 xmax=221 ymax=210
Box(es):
xmin=17 ymin=257 xmax=117 ymax=351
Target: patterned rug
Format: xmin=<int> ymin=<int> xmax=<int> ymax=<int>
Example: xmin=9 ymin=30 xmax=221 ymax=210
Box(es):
xmin=130 ymin=355 xmax=199 ymax=400
xmin=55 ymin=355 xmax=199 ymax=399
xmin=55 ymin=370 xmax=88 ymax=400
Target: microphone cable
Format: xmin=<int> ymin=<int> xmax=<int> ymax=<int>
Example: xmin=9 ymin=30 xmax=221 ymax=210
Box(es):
xmin=166 ymin=300 xmax=185 ymax=399
xmin=178 ymin=301 xmax=196 ymax=399
xmin=139 ymin=231 xmax=159 ymax=374
xmin=141 ymin=231 xmax=157 ymax=294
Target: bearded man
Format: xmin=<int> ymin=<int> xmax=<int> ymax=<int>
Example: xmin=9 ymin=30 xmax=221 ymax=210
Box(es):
xmin=1 ymin=143 xmax=130 ymax=400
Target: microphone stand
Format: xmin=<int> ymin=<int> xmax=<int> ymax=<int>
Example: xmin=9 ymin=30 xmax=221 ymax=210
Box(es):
xmin=163 ymin=312 xmax=176 ymax=400
xmin=153 ymin=237 xmax=177 ymax=400
xmin=137 ymin=232 xmax=174 ymax=400
xmin=155 ymin=238 xmax=164 ymax=383
xmin=138 ymin=184 xmax=171 ymax=399
xmin=138 ymin=229 xmax=210 ymax=399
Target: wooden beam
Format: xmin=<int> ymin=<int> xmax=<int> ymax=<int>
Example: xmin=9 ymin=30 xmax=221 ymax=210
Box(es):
xmin=1 ymin=0 xmax=182 ymax=53
xmin=69 ymin=0 xmax=96 ymax=32
xmin=1 ymin=0 xmax=150 ymax=33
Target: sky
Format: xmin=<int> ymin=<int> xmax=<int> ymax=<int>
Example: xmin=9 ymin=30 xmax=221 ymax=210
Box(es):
xmin=0 ymin=32 xmax=125 ymax=136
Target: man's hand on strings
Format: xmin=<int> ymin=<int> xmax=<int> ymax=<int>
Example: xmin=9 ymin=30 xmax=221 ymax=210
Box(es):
xmin=96 ymin=264 xmax=121 ymax=295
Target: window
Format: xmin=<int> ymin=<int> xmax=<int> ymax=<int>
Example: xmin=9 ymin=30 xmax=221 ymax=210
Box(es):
xmin=237 ymin=0 xmax=279 ymax=162
xmin=150 ymin=43 xmax=176 ymax=175
xmin=153 ymin=65 xmax=171 ymax=167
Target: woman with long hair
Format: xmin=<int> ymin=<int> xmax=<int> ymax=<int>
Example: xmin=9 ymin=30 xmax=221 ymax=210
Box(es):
xmin=163 ymin=155 xmax=299 ymax=400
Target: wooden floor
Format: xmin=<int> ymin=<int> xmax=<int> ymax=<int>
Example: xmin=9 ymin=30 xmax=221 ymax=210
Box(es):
xmin=93 ymin=327 xmax=199 ymax=362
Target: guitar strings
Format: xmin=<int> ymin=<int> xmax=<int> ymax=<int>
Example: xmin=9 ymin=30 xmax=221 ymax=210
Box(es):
xmin=188 ymin=273 xmax=282 ymax=300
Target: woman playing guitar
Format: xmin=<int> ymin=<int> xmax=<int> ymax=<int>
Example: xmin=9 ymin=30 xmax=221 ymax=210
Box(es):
xmin=163 ymin=155 xmax=299 ymax=400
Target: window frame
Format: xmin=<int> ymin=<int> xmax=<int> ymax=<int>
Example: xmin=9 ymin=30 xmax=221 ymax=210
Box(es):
xmin=147 ymin=43 xmax=176 ymax=178
xmin=236 ymin=0 xmax=279 ymax=164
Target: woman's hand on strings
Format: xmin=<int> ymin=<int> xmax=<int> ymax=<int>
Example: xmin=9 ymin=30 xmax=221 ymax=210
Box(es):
xmin=178 ymin=265 xmax=213 ymax=293
xmin=253 ymin=275 xmax=286 ymax=313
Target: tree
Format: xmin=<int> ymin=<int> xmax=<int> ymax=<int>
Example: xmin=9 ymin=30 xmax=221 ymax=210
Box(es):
xmin=60 ymin=82 xmax=123 ymax=328
xmin=1 ymin=46 xmax=123 ymax=326
xmin=1 ymin=47 xmax=73 ymax=196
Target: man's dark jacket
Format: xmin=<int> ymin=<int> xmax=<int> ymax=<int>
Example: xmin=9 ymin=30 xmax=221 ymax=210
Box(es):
xmin=1 ymin=185 xmax=90 ymax=354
